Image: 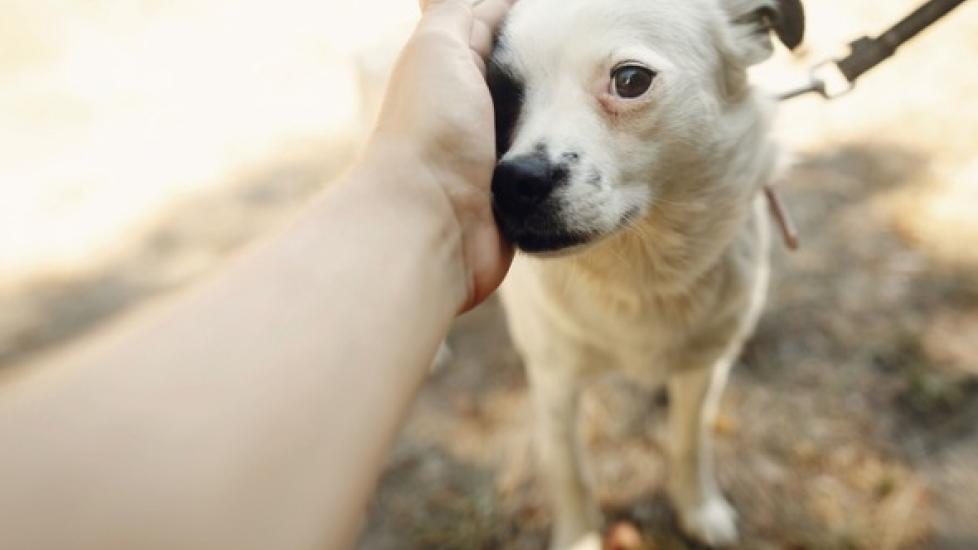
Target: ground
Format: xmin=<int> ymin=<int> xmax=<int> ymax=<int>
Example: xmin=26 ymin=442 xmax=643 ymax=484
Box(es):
xmin=2 ymin=1 xmax=977 ymax=549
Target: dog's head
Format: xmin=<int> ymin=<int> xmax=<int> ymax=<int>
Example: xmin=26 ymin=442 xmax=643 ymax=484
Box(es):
xmin=489 ymin=0 xmax=803 ymax=254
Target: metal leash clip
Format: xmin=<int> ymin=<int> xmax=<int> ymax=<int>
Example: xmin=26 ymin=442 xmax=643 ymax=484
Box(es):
xmin=778 ymin=59 xmax=854 ymax=102
xmin=779 ymin=0 xmax=969 ymax=102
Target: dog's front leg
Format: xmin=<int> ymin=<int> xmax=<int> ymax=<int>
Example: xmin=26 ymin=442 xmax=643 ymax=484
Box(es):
xmin=528 ymin=365 xmax=602 ymax=550
xmin=667 ymin=361 xmax=738 ymax=547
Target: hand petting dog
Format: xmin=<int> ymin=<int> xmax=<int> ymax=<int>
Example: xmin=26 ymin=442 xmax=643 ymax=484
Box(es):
xmin=0 ymin=3 xmax=527 ymax=550
xmin=366 ymin=0 xmax=518 ymax=311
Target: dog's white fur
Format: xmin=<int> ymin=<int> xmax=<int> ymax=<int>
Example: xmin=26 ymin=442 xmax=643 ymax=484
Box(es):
xmin=491 ymin=0 xmax=782 ymax=547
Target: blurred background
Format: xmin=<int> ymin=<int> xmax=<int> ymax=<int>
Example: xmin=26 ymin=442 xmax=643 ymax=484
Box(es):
xmin=2 ymin=0 xmax=976 ymax=548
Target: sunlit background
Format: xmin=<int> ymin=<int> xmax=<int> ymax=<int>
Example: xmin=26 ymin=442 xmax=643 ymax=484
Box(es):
xmin=2 ymin=0 xmax=977 ymax=548
xmin=1 ymin=0 xmax=415 ymax=280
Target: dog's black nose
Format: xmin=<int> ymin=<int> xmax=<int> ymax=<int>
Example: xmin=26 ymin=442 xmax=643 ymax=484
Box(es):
xmin=492 ymin=156 xmax=561 ymax=216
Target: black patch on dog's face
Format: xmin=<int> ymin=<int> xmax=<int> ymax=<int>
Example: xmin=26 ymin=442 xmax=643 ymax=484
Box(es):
xmin=487 ymin=40 xmax=596 ymax=253
xmin=487 ymin=54 xmax=525 ymax=159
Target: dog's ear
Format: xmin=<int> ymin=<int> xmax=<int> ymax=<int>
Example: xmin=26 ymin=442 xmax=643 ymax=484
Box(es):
xmin=768 ymin=0 xmax=805 ymax=51
xmin=719 ymin=0 xmax=805 ymax=94
xmin=721 ymin=0 xmax=805 ymax=64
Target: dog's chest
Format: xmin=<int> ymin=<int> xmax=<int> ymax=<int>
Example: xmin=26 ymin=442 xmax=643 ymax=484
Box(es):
xmin=503 ymin=262 xmax=733 ymax=369
xmin=500 ymin=223 xmax=763 ymax=376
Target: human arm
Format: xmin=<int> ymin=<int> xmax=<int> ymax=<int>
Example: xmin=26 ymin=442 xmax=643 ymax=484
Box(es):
xmin=0 ymin=1 xmax=514 ymax=549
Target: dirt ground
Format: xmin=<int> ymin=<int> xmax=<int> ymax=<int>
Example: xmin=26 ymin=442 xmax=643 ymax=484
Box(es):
xmin=2 ymin=1 xmax=977 ymax=549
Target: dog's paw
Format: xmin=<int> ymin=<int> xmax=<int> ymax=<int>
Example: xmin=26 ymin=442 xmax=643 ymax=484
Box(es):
xmin=678 ymin=496 xmax=739 ymax=548
xmin=551 ymin=531 xmax=603 ymax=550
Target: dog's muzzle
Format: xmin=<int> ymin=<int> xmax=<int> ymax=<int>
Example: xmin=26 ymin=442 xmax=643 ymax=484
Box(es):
xmin=491 ymin=153 xmax=589 ymax=253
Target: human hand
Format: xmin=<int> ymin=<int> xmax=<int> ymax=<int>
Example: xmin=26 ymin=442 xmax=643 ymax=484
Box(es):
xmin=362 ymin=0 xmax=516 ymax=312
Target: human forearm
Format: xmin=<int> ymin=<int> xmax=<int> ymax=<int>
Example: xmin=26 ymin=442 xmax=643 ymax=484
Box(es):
xmin=0 ymin=0 xmax=517 ymax=546
xmin=0 ymin=157 xmax=466 ymax=550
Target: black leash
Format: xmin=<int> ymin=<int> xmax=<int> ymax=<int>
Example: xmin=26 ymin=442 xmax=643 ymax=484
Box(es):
xmin=780 ymin=0 xmax=971 ymax=101
xmin=766 ymin=0 xmax=971 ymax=250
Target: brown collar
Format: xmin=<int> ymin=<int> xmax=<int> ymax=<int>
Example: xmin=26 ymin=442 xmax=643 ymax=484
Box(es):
xmin=765 ymin=186 xmax=799 ymax=250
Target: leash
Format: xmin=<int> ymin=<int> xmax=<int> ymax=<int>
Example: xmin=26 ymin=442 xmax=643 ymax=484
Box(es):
xmin=765 ymin=0 xmax=972 ymax=250
xmin=779 ymin=0 xmax=971 ymax=101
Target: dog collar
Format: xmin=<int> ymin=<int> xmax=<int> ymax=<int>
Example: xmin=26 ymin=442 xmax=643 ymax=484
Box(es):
xmin=765 ymin=186 xmax=799 ymax=250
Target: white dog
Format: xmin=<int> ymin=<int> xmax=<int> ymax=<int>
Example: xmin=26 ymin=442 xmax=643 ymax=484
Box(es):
xmin=488 ymin=0 xmax=802 ymax=547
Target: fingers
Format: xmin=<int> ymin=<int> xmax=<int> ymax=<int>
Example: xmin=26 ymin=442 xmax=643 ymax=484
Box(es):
xmin=417 ymin=0 xmax=515 ymax=57
xmin=473 ymin=0 xmax=514 ymax=32
xmin=472 ymin=0 xmax=515 ymax=57
xmin=470 ymin=19 xmax=494 ymax=60
xmin=417 ymin=0 xmax=474 ymax=42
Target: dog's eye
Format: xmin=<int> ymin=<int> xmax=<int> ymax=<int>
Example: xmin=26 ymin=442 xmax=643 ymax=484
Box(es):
xmin=611 ymin=65 xmax=655 ymax=99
